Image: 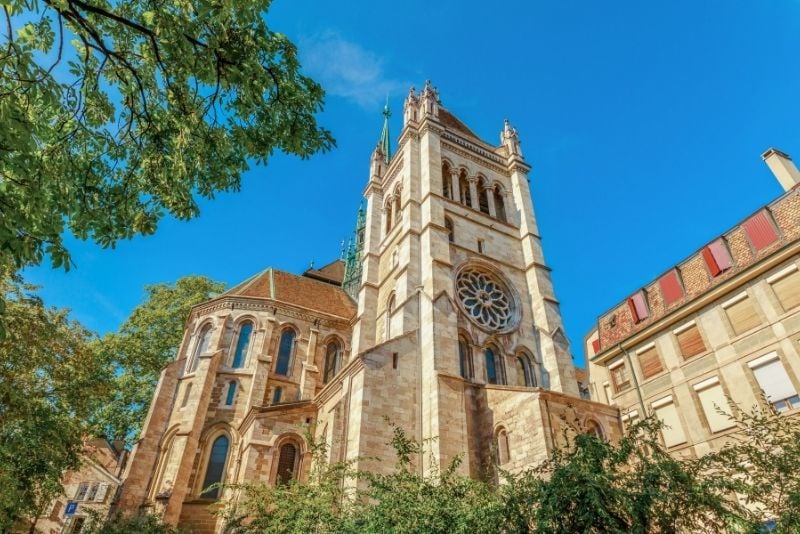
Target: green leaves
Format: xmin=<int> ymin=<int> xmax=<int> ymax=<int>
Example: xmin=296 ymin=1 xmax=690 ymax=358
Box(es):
xmin=88 ymin=275 xmax=225 ymax=443
xmin=1 ymin=0 xmax=335 ymax=274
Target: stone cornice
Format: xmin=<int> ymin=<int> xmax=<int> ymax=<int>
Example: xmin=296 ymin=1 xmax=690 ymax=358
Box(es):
xmin=190 ymin=297 xmax=352 ymax=328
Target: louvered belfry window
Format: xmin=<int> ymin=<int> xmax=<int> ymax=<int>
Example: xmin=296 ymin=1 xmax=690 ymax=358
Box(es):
xmin=277 ymin=443 xmax=298 ymax=485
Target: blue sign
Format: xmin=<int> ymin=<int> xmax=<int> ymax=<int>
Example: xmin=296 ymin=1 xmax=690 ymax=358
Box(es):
xmin=64 ymin=501 xmax=78 ymax=516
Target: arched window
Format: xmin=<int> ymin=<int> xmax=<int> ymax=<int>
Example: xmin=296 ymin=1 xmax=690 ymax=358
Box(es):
xmin=458 ymin=337 xmax=473 ymax=379
xmin=484 ymin=345 xmax=505 ymax=385
xmin=494 ymin=187 xmax=506 ymax=222
xmin=275 ymin=329 xmax=296 ymax=376
xmin=515 ymin=353 xmax=536 ymax=387
xmin=224 ymin=381 xmax=237 ymax=406
xmin=495 ymin=428 xmax=510 ymax=465
xmin=442 ymin=163 xmax=452 ymax=199
xmin=385 ymin=200 xmax=393 ymax=235
xmin=459 ymin=170 xmax=471 ymax=207
xmin=189 ymin=324 xmax=213 ymax=373
xmin=231 ymin=321 xmax=253 ymax=368
xmin=200 ymin=435 xmax=229 ymax=499
xmin=276 ymin=442 xmax=299 ymax=485
xmin=385 ymin=294 xmax=396 ymax=341
xmin=323 ymin=341 xmax=341 ymax=384
xmin=445 ymin=217 xmax=454 ymax=243
xmin=478 ymin=178 xmax=490 ymax=214
xmin=394 ymin=193 xmax=402 ymax=225
xmin=585 ymin=420 xmax=605 ymax=440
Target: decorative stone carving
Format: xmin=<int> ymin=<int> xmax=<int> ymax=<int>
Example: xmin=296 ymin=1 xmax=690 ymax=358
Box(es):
xmin=455 ymin=263 xmax=520 ymax=333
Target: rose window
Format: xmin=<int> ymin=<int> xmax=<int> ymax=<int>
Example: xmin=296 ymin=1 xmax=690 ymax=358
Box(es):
xmin=456 ymin=267 xmax=517 ymax=332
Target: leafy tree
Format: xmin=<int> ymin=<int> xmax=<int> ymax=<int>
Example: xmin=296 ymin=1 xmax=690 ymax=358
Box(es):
xmin=699 ymin=402 xmax=800 ymax=533
xmin=90 ymin=275 xmax=225 ymax=443
xmin=0 ymin=270 xmax=111 ymax=530
xmin=86 ymin=511 xmax=181 ymax=534
xmin=1 ymin=0 xmax=334 ymax=275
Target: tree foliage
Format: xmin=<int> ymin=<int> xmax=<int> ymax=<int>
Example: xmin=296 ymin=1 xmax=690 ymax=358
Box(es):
xmin=0 ymin=270 xmax=110 ymax=530
xmin=216 ymin=409 xmax=800 ymax=534
xmin=90 ymin=275 xmax=225 ymax=443
xmin=1 ymin=0 xmax=334 ymax=274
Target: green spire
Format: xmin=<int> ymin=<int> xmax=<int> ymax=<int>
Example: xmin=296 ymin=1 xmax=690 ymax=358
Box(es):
xmin=379 ymin=96 xmax=391 ymax=164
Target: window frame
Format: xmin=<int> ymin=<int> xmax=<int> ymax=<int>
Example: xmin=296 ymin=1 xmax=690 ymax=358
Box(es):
xmin=274 ymin=327 xmax=297 ymax=377
xmin=197 ymin=432 xmax=231 ymax=500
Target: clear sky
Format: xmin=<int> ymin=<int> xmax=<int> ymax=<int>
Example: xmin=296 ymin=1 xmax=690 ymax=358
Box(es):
xmin=24 ymin=0 xmax=800 ymax=367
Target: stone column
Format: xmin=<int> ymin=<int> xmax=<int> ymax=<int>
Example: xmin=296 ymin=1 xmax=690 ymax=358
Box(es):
xmin=468 ymin=177 xmax=479 ymax=211
xmin=299 ymin=328 xmax=319 ymax=400
xmin=486 ymin=185 xmax=496 ymax=218
xmin=246 ymin=317 xmax=276 ymax=410
xmin=450 ymin=169 xmax=461 ymax=202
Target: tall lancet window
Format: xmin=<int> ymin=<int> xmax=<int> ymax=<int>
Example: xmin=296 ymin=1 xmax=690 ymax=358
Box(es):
xmin=442 ymin=163 xmax=452 ymax=199
xmin=231 ymin=321 xmax=253 ymax=368
xmin=459 ymin=171 xmax=471 ymax=207
xmin=485 ymin=345 xmax=505 ymax=385
xmin=458 ymin=336 xmax=473 ymax=379
xmin=200 ymin=435 xmax=229 ymax=499
xmin=275 ymin=329 xmax=296 ymax=376
xmin=385 ymin=200 xmax=393 ymax=235
xmin=323 ymin=341 xmax=341 ymax=383
xmin=494 ymin=187 xmax=506 ymax=222
xmin=394 ymin=193 xmax=402 ymax=225
xmin=385 ymin=294 xmax=396 ymax=341
xmin=189 ymin=324 xmax=213 ymax=373
xmin=478 ymin=178 xmax=490 ymax=215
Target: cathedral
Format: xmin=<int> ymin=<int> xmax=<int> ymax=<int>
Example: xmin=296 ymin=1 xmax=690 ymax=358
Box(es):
xmin=117 ymin=82 xmax=619 ymax=531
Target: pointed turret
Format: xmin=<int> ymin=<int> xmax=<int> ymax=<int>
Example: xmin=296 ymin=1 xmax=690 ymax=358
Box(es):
xmin=379 ymin=97 xmax=391 ymax=164
xmin=501 ymin=118 xmax=523 ymax=157
xmin=342 ymin=203 xmax=366 ymax=300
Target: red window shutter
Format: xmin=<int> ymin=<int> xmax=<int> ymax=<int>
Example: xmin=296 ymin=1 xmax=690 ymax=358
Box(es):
xmin=591 ymin=339 xmax=601 ymax=353
xmin=708 ymin=238 xmax=732 ymax=272
xmin=743 ymin=210 xmax=778 ymax=251
xmin=628 ymin=291 xmax=649 ymax=323
xmin=702 ymin=247 xmax=721 ymax=276
xmin=658 ymin=270 xmax=684 ymax=306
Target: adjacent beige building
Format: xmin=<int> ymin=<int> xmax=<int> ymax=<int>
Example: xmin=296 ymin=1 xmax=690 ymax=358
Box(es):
xmin=117 ymin=82 xmax=618 ymax=532
xmin=586 ymin=149 xmax=800 ymax=459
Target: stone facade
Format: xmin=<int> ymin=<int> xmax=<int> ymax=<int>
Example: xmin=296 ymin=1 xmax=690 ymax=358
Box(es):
xmin=117 ymin=82 xmax=619 ymax=532
xmin=586 ymin=150 xmax=800 ymax=459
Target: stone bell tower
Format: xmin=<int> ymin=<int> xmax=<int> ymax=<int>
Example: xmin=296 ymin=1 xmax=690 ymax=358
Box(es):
xmin=347 ymin=81 xmax=579 ymax=476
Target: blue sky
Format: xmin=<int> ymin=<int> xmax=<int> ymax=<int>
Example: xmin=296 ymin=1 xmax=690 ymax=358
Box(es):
xmin=25 ymin=0 xmax=800 ymax=366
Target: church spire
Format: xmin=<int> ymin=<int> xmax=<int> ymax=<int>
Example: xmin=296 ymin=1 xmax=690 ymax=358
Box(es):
xmin=379 ymin=96 xmax=391 ymax=164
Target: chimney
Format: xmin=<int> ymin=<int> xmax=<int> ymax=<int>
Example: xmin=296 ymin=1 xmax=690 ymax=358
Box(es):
xmin=762 ymin=148 xmax=800 ymax=191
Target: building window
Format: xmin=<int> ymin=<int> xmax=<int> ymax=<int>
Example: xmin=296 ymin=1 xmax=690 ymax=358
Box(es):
xmin=485 ymin=346 xmax=505 ymax=385
xmin=748 ymin=352 xmax=800 ymax=413
xmin=445 ymin=217 xmax=454 ymax=243
xmin=272 ymin=387 xmax=283 ymax=404
xmin=231 ymin=321 xmax=253 ymax=368
xmin=458 ymin=337 xmax=473 ymax=379
xmin=658 ymin=270 xmax=684 ymax=307
xmin=478 ymin=178 xmax=490 ymax=214
xmin=493 ymin=187 xmax=506 ymax=222
xmin=442 ymin=163 xmax=453 ymax=199
xmin=323 ymin=341 xmax=341 ymax=384
xmin=200 ymin=435 xmax=229 ymax=499
xmin=768 ymin=265 xmax=800 ymax=312
xmin=385 ymin=294 xmax=396 ymax=341
xmin=609 ymin=361 xmax=631 ymax=393
xmin=621 ymin=409 xmax=640 ymax=431
xmin=75 ymin=482 xmax=89 ymax=500
xmin=702 ymin=238 xmax=733 ymax=277
xmin=384 ymin=200 xmax=393 ymax=235
xmin=477 ymin=239 xmax=484 ymax=254
xmin=515 ymin=353 xmax=536 ymax=387
xmin=627 ymin=291 xmax=649 ymax=323
xmin=459 ymin=171 xmax=471 ymax=207
xmin=275 ymin=329 xmax=296 ymax=376
xmin=189 ymin=324 xmax=213 ymax=373
xmin=652 ymin=396 xmax=687 ymax=447
xmin=693 ymin=377 xmax=736 ymax=433
xmin=86 ymin=483 xmax=99 ymax=501
xmin=585 ymin=420 xmax=604 ymax=440
xmin=276 ymin=442 xmax=299 ymax=485
xmin=637 ymin=345 xmax=663 ymax=380
xmin=224 ymin=381 xmax=237 ymax=406
xmin=495 ymin=428 xmax=510 ymax=465
xmin=723 ymin=293 xmax=761 ymax=336
xmin=675 ymin=322 xmax=706 ymax=360
xmin=742 ymin=209 xmax=779 ymax=252
xmin=394 ymin=194 xmax=402 ymax=225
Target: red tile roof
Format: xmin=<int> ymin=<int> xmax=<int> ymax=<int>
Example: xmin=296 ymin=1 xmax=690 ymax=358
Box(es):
xmin=222 ymin=267 xmax=356 ymax=319
xmin=302 ymin=259 xmax=345 ymax=285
